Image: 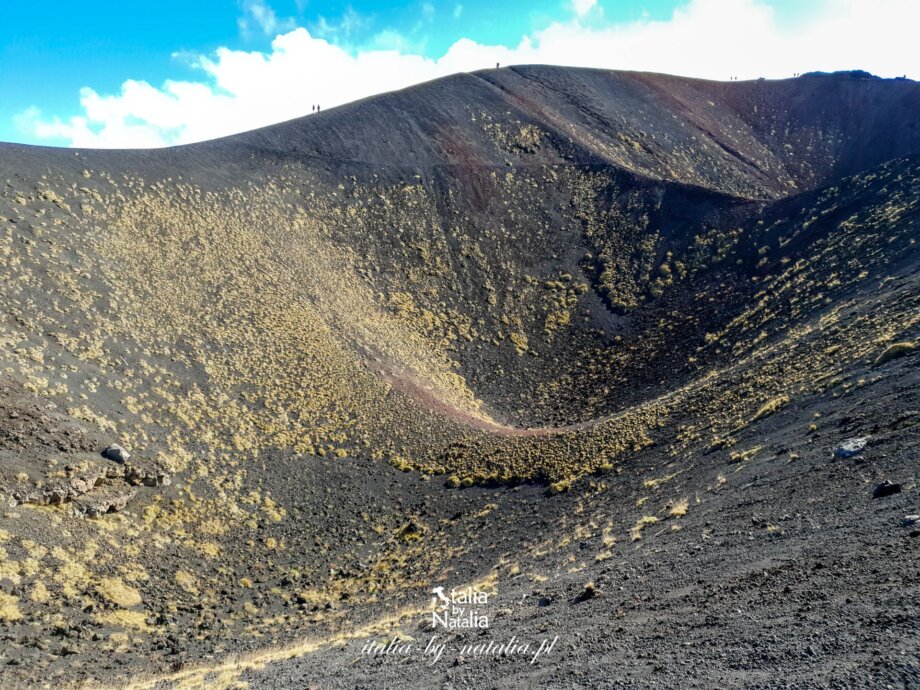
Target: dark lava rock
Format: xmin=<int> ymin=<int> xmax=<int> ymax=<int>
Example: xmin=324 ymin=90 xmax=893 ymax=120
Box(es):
xmin=834 ymin=437 xmax=869 ymax=459
xmin=873 ymin=481 xmax=902 ymax=499
xmin=73 ymin=485 xmax=136 ymax=517
xmin=101 ymin=443 xmax=130 ymax=463
xmin=573 ymin=582 xmax=598 ymax=603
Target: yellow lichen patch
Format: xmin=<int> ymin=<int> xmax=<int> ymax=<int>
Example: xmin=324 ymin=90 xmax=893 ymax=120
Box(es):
xmin=175 ymin=570 xmax=199 ymax=595
xmin=752 ymin=395 xmax=790 ymax=421
xmin=29 ymin=581 xmax=51 ymax=604
xmin=548 ymin=477 xmax=574 ymax=495
xmin=601 ymin=526 xmax=616 ymax=547
xmin=51 ymin=549 xmax=90 ymax=597
xmin=0 ymin=593 xmax=22 ymax=621
xmin=643 ymin=472 xmax=677 ymax=489
xmin=729 ymin=446 xmax=763 ymax=463
xmin=509 ymin=332 xmax=529 ymax=355
xmin=0 ymin=558 xmax=21 ymax=585
xmin=630 ymin=516 xmax=659 ymax=541
xmin=198 ymin=542 xmax=221 ymax=559
xmin=873 ymin=340 xmax=915 ymax=367
xmin=95 ymin=609 xmax=151 ymax=631
xmin=96 ymin=577 xmax=143 ymax=608
xmin=261 ymin=496 xmax=285 ymax=523
xmin=107 ymin=632 xmax=132 ymax=651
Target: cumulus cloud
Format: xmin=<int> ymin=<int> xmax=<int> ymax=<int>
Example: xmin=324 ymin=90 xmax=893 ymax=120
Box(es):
xmin=17 ymin=0 xmax=920 ymax=148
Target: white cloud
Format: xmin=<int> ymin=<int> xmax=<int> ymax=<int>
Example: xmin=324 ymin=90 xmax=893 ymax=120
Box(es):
xmin=369 ymin=29 xmax=417 ymax=52
xmin=571 ymin=0 xmax=597 ymax=18
xmin=312 ymin=7 xmax=369 ymax=44
xmin=17 ymin=0 xmax=920 ymax=148
xmin=238 ymin=0 xmax=296 ymax=38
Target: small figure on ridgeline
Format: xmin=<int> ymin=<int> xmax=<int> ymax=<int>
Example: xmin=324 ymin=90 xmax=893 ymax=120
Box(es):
xmin=317 ymin=104 xmax=321 ymax=112
xmin=312 ymin=105 xmax=315 ymax=113
xmin=496 ymin=62 xmax=500 ymax=69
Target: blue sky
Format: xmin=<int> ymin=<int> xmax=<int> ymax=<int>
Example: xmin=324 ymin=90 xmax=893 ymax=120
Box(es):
xmin=0 ymin=0 xmax=913 ymax=148
xmin=0 ymin=0 xmax=676 ymax=137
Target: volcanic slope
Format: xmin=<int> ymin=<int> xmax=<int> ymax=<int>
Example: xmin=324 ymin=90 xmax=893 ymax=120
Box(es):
xmin=0 ymin=66 xmax=918 ymax=688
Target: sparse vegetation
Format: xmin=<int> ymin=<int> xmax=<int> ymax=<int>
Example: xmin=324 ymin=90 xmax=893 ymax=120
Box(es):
xmin=630 ymin=516 xmax=659 ymax=541
xmin=752 ymin=395 xmax=790 ymax=421
xmin=96 ymin=577 xmax=143 ymax=608
xmin=0 ymin=64 xmax=918 ymax=689
xmin=873 ymin=341 xmax=916 ymax=367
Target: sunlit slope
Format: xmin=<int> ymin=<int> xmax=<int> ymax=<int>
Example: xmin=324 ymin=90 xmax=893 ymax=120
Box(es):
xmin=0 ymin=67 xmax=918 ymax=686
xmin=232 ymin=66 xmax=920 ymax=197
xmin=0 ymin=68 xmax=918 ymax=485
